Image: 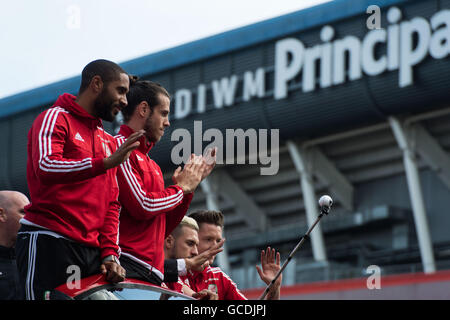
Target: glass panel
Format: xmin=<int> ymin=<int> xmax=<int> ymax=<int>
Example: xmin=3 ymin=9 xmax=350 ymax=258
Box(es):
xmin=111 ymin=288 xmax=190 ymax=300
xmin=82 ymin=289 xmax=120 ymax=300
xmin=81 ymin=287 xmax=191 ymax=300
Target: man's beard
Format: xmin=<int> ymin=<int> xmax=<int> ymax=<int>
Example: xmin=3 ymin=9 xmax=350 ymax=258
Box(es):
xmin=93 ymin=88 xmax=116 ymax=122
xmin=144 ymin=111 xmax=159 ymax=143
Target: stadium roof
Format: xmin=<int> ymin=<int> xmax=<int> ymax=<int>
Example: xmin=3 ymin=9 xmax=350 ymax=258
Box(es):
xmin=0 ymin=0 xmax=409 ymax=119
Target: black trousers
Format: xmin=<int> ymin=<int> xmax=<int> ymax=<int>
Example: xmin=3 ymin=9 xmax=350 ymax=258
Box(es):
xmin=15 ymin=225 xmax=102 ymax=300
xmin=119 ymin=255 xmax=163 ymax=286
xmin=0 ymin=249 xmax=24 ymax=300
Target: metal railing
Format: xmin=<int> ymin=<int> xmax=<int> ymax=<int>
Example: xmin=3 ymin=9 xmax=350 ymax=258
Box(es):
xmin=231 ymin=257 xmax=450 ymax=290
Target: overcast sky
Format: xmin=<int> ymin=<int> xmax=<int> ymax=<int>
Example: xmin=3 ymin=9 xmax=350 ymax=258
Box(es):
xmin=0 ymin=0 xmax=330 ymax=99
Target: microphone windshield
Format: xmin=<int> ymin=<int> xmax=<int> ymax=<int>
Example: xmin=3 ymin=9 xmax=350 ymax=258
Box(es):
xmin=318 ymin=195 xmax=333 ymax=214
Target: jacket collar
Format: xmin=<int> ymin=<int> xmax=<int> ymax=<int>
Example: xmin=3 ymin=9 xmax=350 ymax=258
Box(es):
xmin=53 ymin=93 xmax=102 ymax=128
xmin=189 ymin=265 xmax=210 ymax=280
xmin=118 ymin=124 xmax=154 ymax=154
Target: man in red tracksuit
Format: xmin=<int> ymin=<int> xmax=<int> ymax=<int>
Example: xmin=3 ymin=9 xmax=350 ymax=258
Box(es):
xmin=15 ymin=59 xmax=144 ymax=300
xmin=163 ymin=215 xmax=221 ymax=300
xmin=116 ymin=80 xmax=216 ymax=285
xmin=186 ymin=210 xmax=282 ymax=300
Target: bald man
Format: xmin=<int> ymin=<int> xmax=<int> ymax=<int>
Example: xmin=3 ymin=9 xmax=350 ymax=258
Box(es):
xmin=0 ymin=191 xmax=30 ymax=300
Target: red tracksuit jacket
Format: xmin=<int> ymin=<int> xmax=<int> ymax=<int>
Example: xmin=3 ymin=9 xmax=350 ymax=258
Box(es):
xmin=115 ymin=125 xmax=193 ymax=281
xmin=164 ymin=277 xmax=185 ymax=294
xmin=23 ymin=93 xmax=121 ymax=258
xmin=181 ymin=266 xmax=247 ymax=300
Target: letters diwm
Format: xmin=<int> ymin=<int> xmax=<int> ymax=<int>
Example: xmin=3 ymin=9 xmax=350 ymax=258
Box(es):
xmin=171 ymin=7 xmax=450 ymax=120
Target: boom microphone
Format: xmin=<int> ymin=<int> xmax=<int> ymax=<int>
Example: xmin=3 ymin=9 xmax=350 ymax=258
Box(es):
xmin=258 ymin=195 xmax=333 ymax=300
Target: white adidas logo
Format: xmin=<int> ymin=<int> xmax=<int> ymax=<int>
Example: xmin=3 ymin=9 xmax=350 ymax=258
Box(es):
xmin=136 ymin=154 xmax=144 ymax=161
xmin=75 ymin=132 xmax=85 ymax=142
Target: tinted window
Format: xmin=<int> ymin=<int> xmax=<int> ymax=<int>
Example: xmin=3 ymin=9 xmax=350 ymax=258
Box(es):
xmin=112 ymin=288 xmax=189 ymax=300
xmin=80 ymin=285 xmax=193 ymax=300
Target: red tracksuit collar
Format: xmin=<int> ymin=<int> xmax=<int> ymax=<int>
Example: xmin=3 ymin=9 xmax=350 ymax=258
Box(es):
xmin=119 ymin=124 xmax=154 ymax=154
xmin=54 ymin=93 xmax=102 ymax=127
xmin=189 ymin=265 xmax=210 ymax=280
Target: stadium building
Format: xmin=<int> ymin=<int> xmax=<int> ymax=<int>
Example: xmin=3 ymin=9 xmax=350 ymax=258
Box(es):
xmin=1 ymin=0 xmax=450 ymax=299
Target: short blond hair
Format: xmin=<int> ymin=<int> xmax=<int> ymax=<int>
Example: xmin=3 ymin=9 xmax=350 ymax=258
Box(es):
xmin=180 ymin=216 xmax=199 ymax=231
xmin=172 ymin=216 xmax=199 ymax=238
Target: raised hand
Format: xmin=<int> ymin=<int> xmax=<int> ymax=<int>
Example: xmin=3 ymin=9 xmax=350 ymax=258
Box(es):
xmin=104 ymin=130 xmax=145 ymax=169
xmin=201 ymin=147 xmax=217 ymax=181
xmin=256 ymin=247 xmax=282 ymax=300
xmin=172 ymin=154 xmax=207 ymax=194
xmin=185 ymin=238 xmax=225 ymax=272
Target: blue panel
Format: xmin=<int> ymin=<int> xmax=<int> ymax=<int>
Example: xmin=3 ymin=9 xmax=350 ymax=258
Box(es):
xmin=0 ymin=77 xmax=80 ymax=118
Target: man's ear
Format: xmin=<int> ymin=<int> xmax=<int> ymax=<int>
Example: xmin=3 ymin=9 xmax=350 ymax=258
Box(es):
xmin=0 ymin=208 xmax=6 ymax=223
xmin=138 ymin=101 xmax=149 ymax=118
xmin=164 ymin=235 xmax=174 ymax=250
xmin=90 ymin=75 xmax=104 ymax=94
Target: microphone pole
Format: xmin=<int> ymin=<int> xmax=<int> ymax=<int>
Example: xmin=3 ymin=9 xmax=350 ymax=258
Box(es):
xmin=258 ymin=195 xmax=333 ymax=300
